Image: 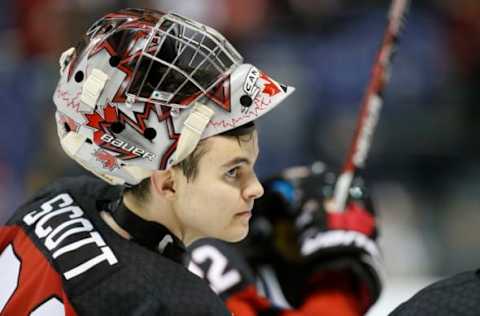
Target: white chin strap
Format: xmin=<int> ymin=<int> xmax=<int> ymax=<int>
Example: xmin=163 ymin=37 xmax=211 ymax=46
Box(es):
xmin=170 ymin=102 xmax=214 ymax=165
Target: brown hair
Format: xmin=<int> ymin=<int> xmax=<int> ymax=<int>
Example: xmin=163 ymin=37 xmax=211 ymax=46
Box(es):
xmin=125 ymin=122 xmax=256 ymax=203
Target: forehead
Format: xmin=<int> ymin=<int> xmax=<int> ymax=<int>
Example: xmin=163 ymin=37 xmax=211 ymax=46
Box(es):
xmin=201 ymin=131 xmax=259 ymax=166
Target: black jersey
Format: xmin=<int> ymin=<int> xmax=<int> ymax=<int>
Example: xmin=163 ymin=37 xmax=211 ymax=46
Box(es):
xmin=390 ymin=270 xmax=480 ymax=316
xmin=0 ymin=176 xmax=230 ymax=316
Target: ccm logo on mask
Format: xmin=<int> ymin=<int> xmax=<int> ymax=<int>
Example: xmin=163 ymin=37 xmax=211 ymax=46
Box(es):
xmin=243 ymin=67 xmax=261 ymax=100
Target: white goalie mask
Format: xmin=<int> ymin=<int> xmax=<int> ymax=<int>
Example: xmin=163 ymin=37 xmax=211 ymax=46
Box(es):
xmin=53 ymin=8 xmax=294 ymax=185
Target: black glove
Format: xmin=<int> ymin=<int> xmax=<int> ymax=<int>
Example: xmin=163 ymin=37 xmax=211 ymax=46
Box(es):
xmin=248 ymin=162 xmax=384 ymax=311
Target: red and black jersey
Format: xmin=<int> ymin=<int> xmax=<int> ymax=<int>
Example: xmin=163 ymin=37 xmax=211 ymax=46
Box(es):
xmin=0 ymin=176 xmax=230 ymax=316
xmin=188 ymin=239 xmax=363 ymax=316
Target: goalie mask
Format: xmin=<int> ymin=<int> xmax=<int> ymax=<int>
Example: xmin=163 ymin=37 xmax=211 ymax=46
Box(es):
xmin=53 ymin=8 xmax=294 ymax=185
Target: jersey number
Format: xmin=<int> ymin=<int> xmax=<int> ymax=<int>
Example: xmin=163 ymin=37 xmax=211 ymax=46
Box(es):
xmin=189 ymin=245 xmax=241 ymax=294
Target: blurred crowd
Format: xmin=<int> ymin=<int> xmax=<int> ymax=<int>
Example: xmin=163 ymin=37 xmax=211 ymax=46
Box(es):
xmin=1 ymin=0 xmax=480 ymax=282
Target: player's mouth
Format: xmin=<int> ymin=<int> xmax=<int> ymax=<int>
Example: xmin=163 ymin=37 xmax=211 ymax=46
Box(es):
xmin=234 ymin=211 xmax=252 ymax=219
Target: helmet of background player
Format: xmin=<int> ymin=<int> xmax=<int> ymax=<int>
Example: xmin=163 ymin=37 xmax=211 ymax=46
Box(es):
xmin=53 ymin=8 xmax=294 ymax=186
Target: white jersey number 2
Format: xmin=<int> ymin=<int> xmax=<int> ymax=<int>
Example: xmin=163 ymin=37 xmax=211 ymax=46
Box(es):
xmin=189 ymin=245 xmax=241 ymax=294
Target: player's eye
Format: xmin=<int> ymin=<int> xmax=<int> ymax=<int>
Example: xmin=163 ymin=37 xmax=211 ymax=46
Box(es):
xmin=225 ymin=167 xmax=239 ymax=179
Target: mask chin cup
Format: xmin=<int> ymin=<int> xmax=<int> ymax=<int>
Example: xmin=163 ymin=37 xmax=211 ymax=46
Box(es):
xmin=60 ymin=131 xmax=126 ymax=185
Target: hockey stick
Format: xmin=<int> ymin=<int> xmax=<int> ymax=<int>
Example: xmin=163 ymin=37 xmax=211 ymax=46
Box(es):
xmin=331 ymin=0 xmax=410 ymax=212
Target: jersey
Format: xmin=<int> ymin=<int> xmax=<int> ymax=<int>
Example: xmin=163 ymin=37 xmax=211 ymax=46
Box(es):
xmin=188 ymin=238 xmax=363 ymax=316
xmin=390 ymin=270 xmax=480 ymax=316
xmin=0 ymin=176 xmax=230 ymax=316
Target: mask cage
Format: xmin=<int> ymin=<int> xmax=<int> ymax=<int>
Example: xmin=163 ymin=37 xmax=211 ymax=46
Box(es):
xmin=125 ymin=13 xmax=243 ymax=108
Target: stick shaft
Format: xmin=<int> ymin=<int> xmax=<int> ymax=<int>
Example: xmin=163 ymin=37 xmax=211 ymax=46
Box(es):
xmin=332 ymin=0 xmax=410 ymax=212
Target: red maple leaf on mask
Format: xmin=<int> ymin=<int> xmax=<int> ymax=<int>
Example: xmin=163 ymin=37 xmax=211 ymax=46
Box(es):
xmin=84 ymin=104 xmax=119 ymax=144
xmin=260 ymin=72 xmax=280 ymax=97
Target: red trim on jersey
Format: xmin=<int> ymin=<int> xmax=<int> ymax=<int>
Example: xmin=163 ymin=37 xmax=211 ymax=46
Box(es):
xmin=305 ymin=270 xmax=364 ymax=315
xmin=299 ymin=288 xmax=361 ymax=316
xmin=224 ymin=282 xmax=362 ymax=316
xmin=0 ymin=226 xmax=78 ymax=316
xmin=225 ymin=285 xmax=270 ymax=315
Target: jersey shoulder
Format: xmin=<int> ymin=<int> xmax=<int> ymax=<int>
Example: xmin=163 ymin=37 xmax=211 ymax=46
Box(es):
xmin=74 ymin=242 xmax=230 ymax=315
xmin=189 ymin=238 xmax=256 ymax=299
xmin=8 ymin=175 xmax=118 ymax=223
xmin=390 ymin=270 xmax=480 ymax=316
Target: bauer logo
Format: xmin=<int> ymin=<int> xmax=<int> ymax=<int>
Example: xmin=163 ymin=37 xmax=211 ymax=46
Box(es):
xmin=243 ymin=67 xmax=261 ymax=100
xmin=101 ymin=134 xmax=157 ymax=161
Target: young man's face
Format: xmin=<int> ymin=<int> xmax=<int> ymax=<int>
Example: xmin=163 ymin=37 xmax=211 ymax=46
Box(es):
xmin=173 ymin=131 xmax=264 ymax=244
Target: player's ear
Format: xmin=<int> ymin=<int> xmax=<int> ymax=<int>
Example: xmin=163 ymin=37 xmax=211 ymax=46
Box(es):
xmin=151 ymin=169 xmax=176 ymax=200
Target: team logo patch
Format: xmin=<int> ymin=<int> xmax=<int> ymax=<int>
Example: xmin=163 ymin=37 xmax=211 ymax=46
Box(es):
xmin=94 ymin=149 xmax=120 ymax=171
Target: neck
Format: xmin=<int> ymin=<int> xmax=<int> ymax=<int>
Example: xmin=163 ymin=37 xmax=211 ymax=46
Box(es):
xmin=122 ymin=192 xmax=194 ymax=245
xmin=102 ymin=196 xmax=188 ymax=263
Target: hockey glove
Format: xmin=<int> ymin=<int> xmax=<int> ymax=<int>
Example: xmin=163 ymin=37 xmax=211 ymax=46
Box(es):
xmin=255 ymin=163 xmax=383 ymax=312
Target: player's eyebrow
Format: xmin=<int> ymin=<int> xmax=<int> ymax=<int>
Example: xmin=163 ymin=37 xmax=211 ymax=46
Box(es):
xmin=221 ymin=157 xmax=251 ymax=168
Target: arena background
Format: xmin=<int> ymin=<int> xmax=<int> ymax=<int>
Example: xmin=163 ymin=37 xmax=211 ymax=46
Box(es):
xmin=1 ymin=0 xmax=479 ymax=314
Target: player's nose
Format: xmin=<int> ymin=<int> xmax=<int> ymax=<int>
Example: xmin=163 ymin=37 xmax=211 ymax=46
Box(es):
xmin=243 ymin=175 xmax=264 ymax=201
